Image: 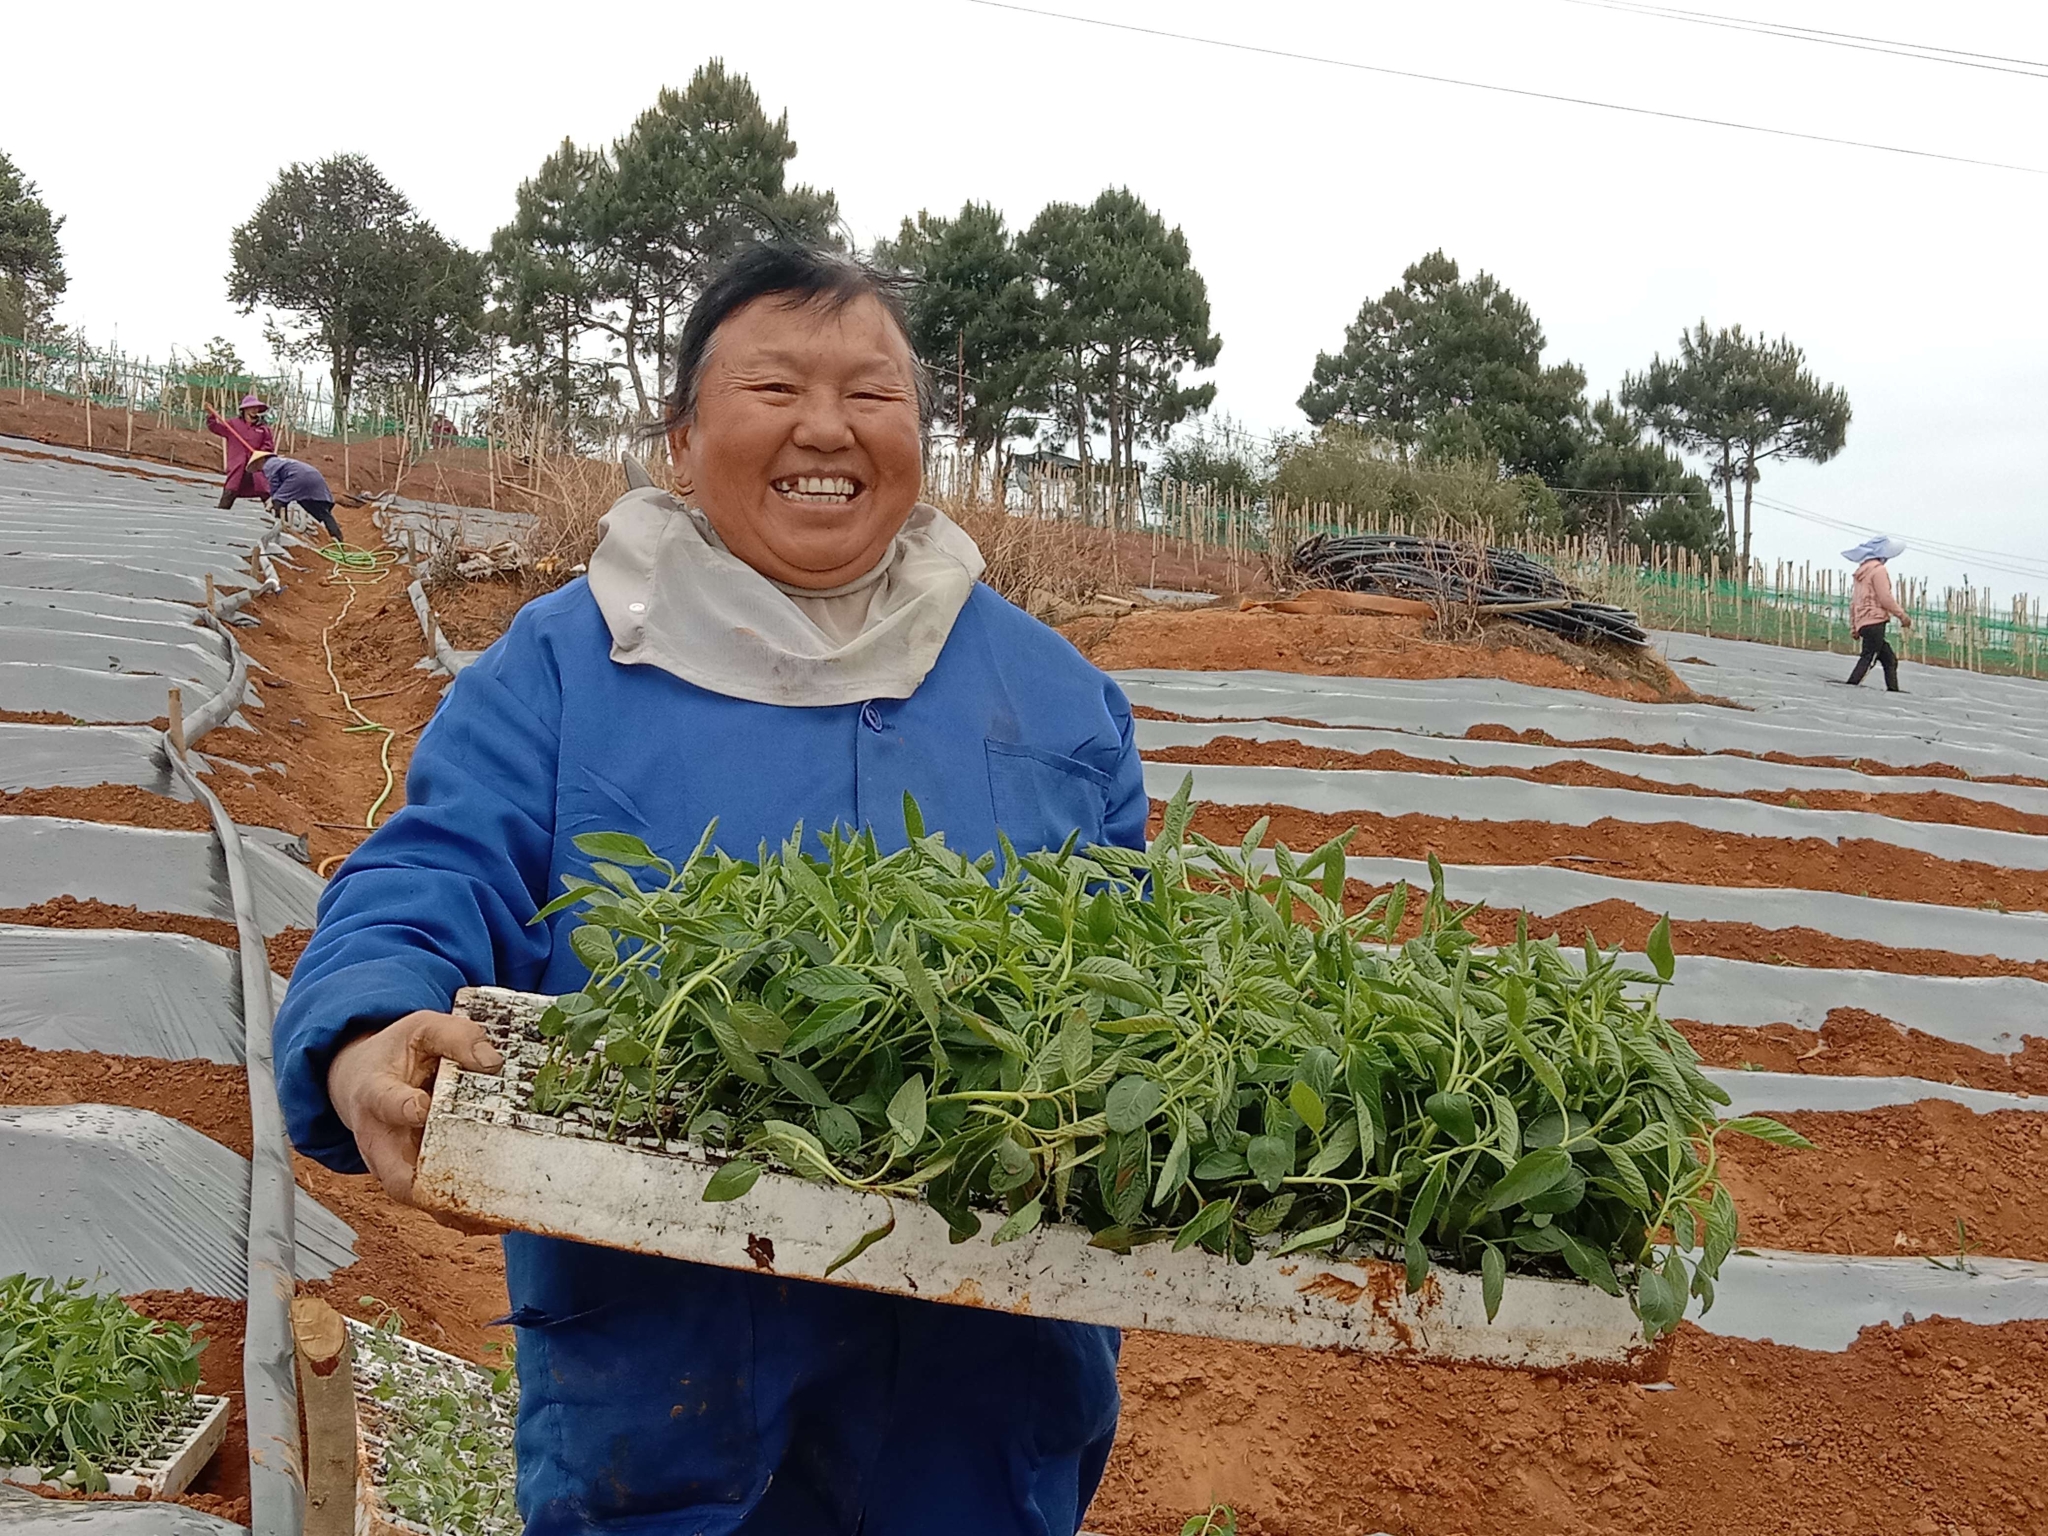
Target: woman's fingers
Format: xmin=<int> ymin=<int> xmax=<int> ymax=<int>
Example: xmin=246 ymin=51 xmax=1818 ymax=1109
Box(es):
xmin=411 ymin=1011 xmax=505 ymax=1076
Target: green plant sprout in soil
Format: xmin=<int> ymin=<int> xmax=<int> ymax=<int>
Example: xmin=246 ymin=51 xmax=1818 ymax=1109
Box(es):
xmin=0 ymin=1274 xmax=206 ymax=1492
xmin=352 ymin=1302 xmax=518 ymax=1536
xmin=522 ymin=782 xmax=1808 ymax=1340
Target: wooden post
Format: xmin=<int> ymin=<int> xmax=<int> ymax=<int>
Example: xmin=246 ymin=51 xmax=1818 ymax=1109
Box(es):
xmin=204 ymin=574 xmax=216 ymax=616
xmin=290 ymin=1297 xmax=358 ymax=1536
xmin=166 ymin=686 xmax=185 ymax=758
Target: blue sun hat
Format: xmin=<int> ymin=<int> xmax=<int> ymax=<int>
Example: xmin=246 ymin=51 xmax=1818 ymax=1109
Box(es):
xmin=1842 ymin=535 xmax=1906 ymax=564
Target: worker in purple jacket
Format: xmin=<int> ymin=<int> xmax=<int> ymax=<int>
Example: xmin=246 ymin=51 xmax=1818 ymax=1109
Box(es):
xmin=249 ymin=451 xmax=344 ymax=543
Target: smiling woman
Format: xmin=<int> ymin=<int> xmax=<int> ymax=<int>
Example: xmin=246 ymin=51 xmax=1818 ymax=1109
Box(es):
xmin=270 ymin=241 xmax=1149 ymax=1536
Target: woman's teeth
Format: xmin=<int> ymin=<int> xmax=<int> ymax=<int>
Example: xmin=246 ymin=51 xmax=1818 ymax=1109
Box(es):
xmin=774 ymin=476 xmax=859 ymax=503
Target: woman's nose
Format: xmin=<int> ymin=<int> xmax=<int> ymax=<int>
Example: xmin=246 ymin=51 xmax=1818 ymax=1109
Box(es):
xmin=789 ymin=390 xmax=855 ymax=450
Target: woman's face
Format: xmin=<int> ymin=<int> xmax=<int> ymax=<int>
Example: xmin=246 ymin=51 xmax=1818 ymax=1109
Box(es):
xmin=668 ymin=293 xmax=923 ymax=589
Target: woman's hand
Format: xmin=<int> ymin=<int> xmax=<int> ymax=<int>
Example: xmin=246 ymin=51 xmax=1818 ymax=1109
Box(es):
xmin=328 ymin=1011 xmax=503 ymax=1214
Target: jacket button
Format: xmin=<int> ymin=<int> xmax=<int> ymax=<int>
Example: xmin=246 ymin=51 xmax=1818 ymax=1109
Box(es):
xmin=860 ymin=702 xmax=884 ymax=733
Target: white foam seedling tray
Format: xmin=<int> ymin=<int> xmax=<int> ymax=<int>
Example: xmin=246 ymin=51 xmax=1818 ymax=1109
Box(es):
xmin=415 ymin=987 xmax=1650 ymax=1371
xmin=346 ymin=1319 xmax=518 ymax=1536
xmin=3 ymin=1392 xmax=229 ymax=1499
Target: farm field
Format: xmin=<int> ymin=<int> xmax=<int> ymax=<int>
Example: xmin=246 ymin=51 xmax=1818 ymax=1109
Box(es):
xmin=2 ymin=435 xmax=2045 ymax=1535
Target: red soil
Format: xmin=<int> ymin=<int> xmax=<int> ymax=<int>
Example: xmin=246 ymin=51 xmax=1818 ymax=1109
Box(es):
xmin=0 ymin=783 xmax=212 ymax=831
xmin=1681 ymin=1010 xmax=2048 ymax=1098
xmin=1151 ymin=735 xmax=2048 ymax=838
xmin=1176 ymin=801 xmax=2048 ymax=915
xmin=0 ymin=895 xmax=312 ymax=979
xmin=1096 ymin=1316 xmax=2048 ymax=1536
xmin=1436 ymin=893 xmax=2048 ymax=984
xmin=1718 ymin=1101 xmax=2048 ymax=1262
xmin=1068 ymin=609 xmax=1695 ymax=703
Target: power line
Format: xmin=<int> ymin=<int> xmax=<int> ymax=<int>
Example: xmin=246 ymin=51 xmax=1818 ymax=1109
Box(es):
xmin=966 ymin=1 xmax=2048 ymax=176
xmin=1553 ymin=0 xmax=2048 ymax=81
xmin=1750 ymin=493 xmax=2048 ymax=584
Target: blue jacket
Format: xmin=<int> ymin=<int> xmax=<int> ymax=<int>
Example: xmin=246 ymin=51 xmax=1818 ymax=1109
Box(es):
xmin=258 ymin=455 xmax=332 ymax=508
xmin=273 ymin=578 xmax=1148 ymax=1536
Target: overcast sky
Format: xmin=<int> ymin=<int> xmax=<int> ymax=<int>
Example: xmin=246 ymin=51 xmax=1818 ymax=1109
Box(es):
xmin=6 ymin=0 xmax=2044 ymax=595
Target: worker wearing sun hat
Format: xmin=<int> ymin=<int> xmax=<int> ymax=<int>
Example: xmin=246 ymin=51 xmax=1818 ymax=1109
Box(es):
xmin=203 ymin=393 xmax=276 ymax=510
xmin=1842 ymin=535 xmax=1912 ymax=691
xmin=248 ymin=450 xmax=344 ymax=544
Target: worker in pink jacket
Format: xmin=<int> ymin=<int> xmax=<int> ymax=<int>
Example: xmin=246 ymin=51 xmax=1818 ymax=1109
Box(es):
xmin=203 ymin=394 xmax=276 ymax=509
xmin=1843 ymin=536 xmax=1912 ymax=691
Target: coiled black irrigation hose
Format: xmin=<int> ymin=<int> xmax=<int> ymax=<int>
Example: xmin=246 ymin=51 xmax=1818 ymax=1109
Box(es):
xmin=1292 ymin=533 xmax=1650 ymax=648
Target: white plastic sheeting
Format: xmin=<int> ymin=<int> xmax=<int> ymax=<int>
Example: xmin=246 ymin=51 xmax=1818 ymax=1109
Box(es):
xmin=0 ymin=925 xmax=281 ymax=1064
xmin=1649 ymin=954 xmax=2048 ymax=1056
xmin=0 ymin=816 xmax=322 ymax=934
xmin=1329 ymin=854 xmax=2048 ymax=961
xmin=1695 ymin=1249 xmax=2048 ymax=1351
xmin=1702 ymin=1068 xmax=2043 ymax=1118
xmin=0 ymin=1483 xmax=247 ymax=1536
xmin=1117 ymin=668 xmax=2048 ymax=779
xmin=0 ymin=723 xmax=192 ymax=797
xmin=0 ymin=1104 xmax=354 ymax=1299
xmin=1136 ymin=715 xmax=2048 ymax=819
xmin=1147 ymin=760 xmax=2048 ymax=872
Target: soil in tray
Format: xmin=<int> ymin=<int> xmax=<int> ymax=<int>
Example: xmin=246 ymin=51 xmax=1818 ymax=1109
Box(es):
xmin=1063 ymin=608 xmax=1698 ymax=704
xmin=1176 ymin=800 xmax=2048 ymax=915
xmin=0 ymin=1041 xmax=511 ymax=1362
xmin=1681 ymin=1010 xmax=2048 ymax=1098
xmin=1150 ymin=736 xmax=2048 ymax=838
xmin=1715 ymin=1100 xmax=2048 ymax=1263
xmin=1093 ymin=1314 xmax=2048 ymax=1536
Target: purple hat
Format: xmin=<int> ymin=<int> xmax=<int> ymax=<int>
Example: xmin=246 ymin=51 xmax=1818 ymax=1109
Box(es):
xmin=239 ymin=394 xmax=269 ymax=413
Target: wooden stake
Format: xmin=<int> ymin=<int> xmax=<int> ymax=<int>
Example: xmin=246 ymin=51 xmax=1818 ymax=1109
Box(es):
xmin=204 ymin=574 xmax=216 ymax=615
xmin=290 ymin=1297 xmax=358 ymax=1536
xmin=166 ymin=687 xmax=185 ymax=758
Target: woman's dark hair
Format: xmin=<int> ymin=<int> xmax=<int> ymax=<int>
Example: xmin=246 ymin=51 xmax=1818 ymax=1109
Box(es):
xmin=649 ymin=243 xmax=934 ymax=439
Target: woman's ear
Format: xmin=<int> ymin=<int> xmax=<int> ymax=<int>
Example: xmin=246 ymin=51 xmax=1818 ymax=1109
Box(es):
xmin=666 ymin=422 xmax=695 ymax=498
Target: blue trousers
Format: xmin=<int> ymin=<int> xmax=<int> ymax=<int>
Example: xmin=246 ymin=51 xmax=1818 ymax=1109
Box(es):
xmin=506 ymin=1236 xmax=1122 ymax=1536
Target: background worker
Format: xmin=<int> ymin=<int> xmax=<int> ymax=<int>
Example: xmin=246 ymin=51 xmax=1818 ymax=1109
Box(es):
xmin=202 ymin=394 xmax=275 ymax=509
xmin=249 ymin=450 xmax=344 ymax=543
xmin=1843 ymin=535 xmax=1912 ymax=691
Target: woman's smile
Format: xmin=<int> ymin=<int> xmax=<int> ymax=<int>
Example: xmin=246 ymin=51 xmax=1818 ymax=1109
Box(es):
xmin=771 ymin=473 xmax=864 ymax=506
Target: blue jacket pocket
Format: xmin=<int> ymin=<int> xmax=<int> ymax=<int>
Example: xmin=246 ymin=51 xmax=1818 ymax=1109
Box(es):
xmin=985 ymin=739 xmax=1112 ymax=851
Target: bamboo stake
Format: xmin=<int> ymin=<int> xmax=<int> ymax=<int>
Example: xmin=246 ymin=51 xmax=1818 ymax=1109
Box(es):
xmin=290 ymin=1297 xmax=357 ymax=1536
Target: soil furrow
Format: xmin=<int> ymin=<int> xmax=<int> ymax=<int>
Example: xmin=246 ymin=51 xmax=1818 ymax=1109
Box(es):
xmin=1148 ymin=736 xmax=2048 ymax=836
xmin=1173 ymin=800 xmax=2048 ymax=914
xmin=1680 ymin=1011 xmax=2048 ymax=1098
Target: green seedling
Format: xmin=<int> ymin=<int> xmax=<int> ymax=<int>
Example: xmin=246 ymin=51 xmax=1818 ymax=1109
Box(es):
xmin=1181 ymin=1504 xmax=1239 ymax=1536
xmin=0 ymin=1274 xmax=205 ymax=1491
xmin=521 ymin=782 xmax=1806 ymax=1340
xmin=1925 ymin=1218 xmax=1978 ymax=1276
xmin=357 ymin=1312 xmax=519 ymax=1536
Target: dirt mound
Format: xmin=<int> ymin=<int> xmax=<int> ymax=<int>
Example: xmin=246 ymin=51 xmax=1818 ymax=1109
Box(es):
xmin=1066 ymin=607 xmax=1696 ymax=703
xmin=1682 ymin=1011 xmax=2048 ymax=1097
xmin=0 ymin=783 xmax=212 ymax=832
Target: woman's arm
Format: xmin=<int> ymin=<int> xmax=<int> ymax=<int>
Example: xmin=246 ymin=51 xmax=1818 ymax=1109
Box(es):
xmin=1875 ymin=565 xmax=1911 ymax=626
xmin=273 ymin=614 xmax=566 ymax=1178
xmin=1098 ymin=679 xmax=1149 ymax=853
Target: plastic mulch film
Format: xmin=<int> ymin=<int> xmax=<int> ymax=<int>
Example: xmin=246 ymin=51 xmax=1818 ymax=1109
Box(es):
xmin=0 ymin=604 xmax=223 ymax=648
xmin=0 ymin=817 xmax=321 ymax=935
xmin=0 ymin=558 xmax=251 ymax=607
xmin=0 ymin=627 xmax=233 ymax=687
xmin=0 ymin=723 xmax=192 ymax=797
xmin=0 ymin=666 xmax=250 ymax=728
xmin=0 ymin=1104 xmax=355 ymax=1299
xmin=0 ymin=1482 xmax=248 ymax=1536
xmin=0 ymin=433 xmax=221 ymax=486
xmin=0 ymin=924 xmax=280 ymax=1064
xmin=0 ymin=584 xmax=209 ymax=629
